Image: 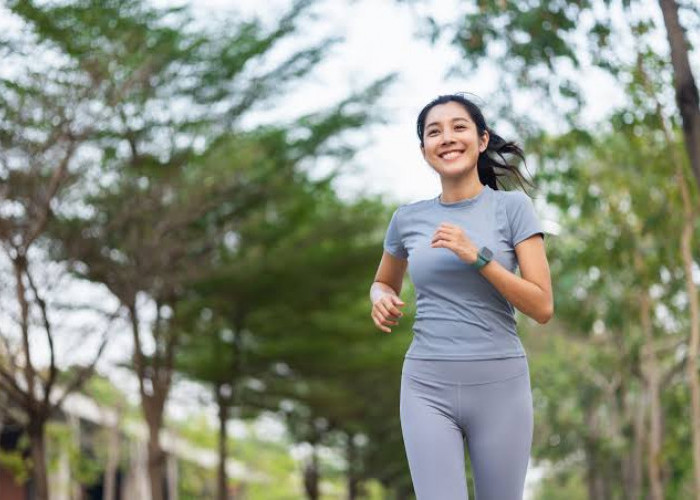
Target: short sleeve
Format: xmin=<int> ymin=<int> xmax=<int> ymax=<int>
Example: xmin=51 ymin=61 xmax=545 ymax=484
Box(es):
xmin=383 ymin=208 xmax=408 ymax=259
xmin=507 ymin=192 xmax=545 ymax=247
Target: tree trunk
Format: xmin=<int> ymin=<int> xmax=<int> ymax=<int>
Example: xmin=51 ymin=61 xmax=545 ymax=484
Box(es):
xmin=143 ymin=387 xmax=168 ymax=500
xmin=304 ymin=444 xmax=320 ymax=500
xmin=216 ymin=383 xmax=230 ymax=500
xmin=644 ymin=351 xmax=665 ymax=500
xmin=585 ymin=450 xmax=605 ymax=500
xmin=680 ymin=167 xmax=700 ymax=498
xmin=147 ymin=424 xmax=166 ymax=500
xmin=667 ymin=132 xmax=700 ymax=498
xmin=584 ymin=407 xmax=605 ymax=500
xmin=658 ymin=0 xmax=700 ymax=191
xmin=346 ymin=433 xmax=359 ymax=500
xmin=622 ymin=392 xmax=644 ymax=500
xmin=28 ymin=422 xmax=49 ymax=500
xmin=129 ymin=303 xmax=171 ymax=500
xmin=14 ymin=257 xmax=36 ymax=404
xmin=394 ymin=484 xmax=412 ymax=500
xmin=638 ymin=283 xmax=665 ymax=500
xmin=103 ymin=410 xmax=121 ymax=500
xmin=640 ymin=46 xmax=700 ymax=498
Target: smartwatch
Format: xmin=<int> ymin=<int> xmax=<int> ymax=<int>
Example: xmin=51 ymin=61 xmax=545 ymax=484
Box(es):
xmin=472 ymin=246 xmax=494 ymax=270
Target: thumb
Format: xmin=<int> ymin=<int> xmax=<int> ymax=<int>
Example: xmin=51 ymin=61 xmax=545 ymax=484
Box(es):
xmin=392 ymin=296 xmax=405 ymax=306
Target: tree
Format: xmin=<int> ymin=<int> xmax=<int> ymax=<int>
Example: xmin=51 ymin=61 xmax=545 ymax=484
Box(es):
xmin=528 ymin=103 xmax=698 ymax=497
xmin=0 ymin=10 xmax=121 ymax=496
xmin=658 ymin=0 xmax=700 ymax=194
xmin=177 ymin=165 xmax=403 ymax=498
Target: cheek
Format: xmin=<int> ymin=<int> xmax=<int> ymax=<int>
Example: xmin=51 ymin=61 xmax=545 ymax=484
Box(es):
xmin=424 ymin=137 xmax=442 ymax=155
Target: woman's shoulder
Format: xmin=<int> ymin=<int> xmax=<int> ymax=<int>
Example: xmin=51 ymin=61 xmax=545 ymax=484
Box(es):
xmin=492 ymin=187 xmax=530 ymax=200
xmin=395 ymin=197 xmax=437 ymax=216
xmin=493 ymin=188 xmax=534 ymax=211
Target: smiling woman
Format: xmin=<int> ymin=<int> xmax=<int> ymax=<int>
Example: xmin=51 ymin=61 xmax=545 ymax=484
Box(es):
xmin=369 ymin=93 xmax=553 ymax=499
xmin=416 ymin=95 xmax=533 ymax=200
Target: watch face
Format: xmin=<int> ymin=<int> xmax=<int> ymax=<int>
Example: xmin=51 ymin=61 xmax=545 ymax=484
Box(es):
xmin=480 ymin=246 xmax=494 ymax=260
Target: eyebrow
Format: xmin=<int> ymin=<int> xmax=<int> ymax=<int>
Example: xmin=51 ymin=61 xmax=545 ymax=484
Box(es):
xmin=425 ymin=117 xmax=471 ymax=129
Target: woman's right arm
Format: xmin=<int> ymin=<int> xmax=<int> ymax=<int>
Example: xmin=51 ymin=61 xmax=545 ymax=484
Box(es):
xmin=370 ymin=251 xmax=408 ymax=333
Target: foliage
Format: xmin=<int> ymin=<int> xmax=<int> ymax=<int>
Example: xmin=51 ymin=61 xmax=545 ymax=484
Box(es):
xmin=46 ymin=421 xmax=103 ymax=487
xmin=0 ymin=433 xmax=31 ymax=485
xmin=178 ymin=458 xmax=218 ymax=499
xmin=412 ymin=0 xmax=696 ymax=129
xmin=533 ymin=466 xmax=587 ymax=500
xmin=523 ymin=110 xmax=699 ymax=496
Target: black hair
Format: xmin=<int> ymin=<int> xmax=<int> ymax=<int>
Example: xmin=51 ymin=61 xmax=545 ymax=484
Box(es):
xmin=416 ymin=93 xmax=535 ymax=192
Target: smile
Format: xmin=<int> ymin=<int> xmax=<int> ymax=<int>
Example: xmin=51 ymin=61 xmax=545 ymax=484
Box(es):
xmin=439 ymin=150 xmax=464 ymax=160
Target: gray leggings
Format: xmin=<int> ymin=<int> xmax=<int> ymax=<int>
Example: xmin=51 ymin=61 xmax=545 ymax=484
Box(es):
xmin=400 ymin=356 xmax=533 ymax=500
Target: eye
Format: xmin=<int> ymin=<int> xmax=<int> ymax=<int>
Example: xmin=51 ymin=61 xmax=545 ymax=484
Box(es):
xmin=427 ymin=129 xmax=439 ymax=136
xmin=455 ymin=124 xmax=467 ymax=130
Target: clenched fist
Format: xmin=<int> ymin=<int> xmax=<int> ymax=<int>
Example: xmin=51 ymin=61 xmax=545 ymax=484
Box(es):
xmin=371 ymin=294 xmax=405 ymax=333
xmin=431 ymin=222 xmax=478 ymax=264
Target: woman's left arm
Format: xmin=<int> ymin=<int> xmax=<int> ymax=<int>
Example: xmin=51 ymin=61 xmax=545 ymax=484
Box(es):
xmin=479 ymin=234 xmax=553 ymax=323
xmin=431 ymin=223 xmax=553 ymax=323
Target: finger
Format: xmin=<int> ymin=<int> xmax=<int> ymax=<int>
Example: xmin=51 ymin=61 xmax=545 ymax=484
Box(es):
xmin=376 ymin=321 xmax=391 ymax=333
xmin=385 ymin=312 xmax=400 ymax=323
xmin=432 ymin=229 xmax=453 ymax=240
xmin=377 ymin=306 xmax=400 ymax=324
xmin=376 ymin=302 xmax=393 ymax=319
xmin=375 ymin=306 xmax=399 ymax=324
xmin=380 ymin=300 xmax=403 ymax=319
xmin=431 ymin=233 xmax=447 ymax=244
xmin=439 ymin=225 xmax=463 ymax=237
xmin=371 ymin=312 xmax=391 ymax=333
xmin=391 ymin=296 xmax=406 ymax=306
xmin=388 ymin=305 xmax=403 ymax=317
xmin=432 ymin=239 xmax=451 ymax=247
xmin=383 ymin=298 xmax=403 ymax=314
xmin=432 ymin=242 xmax=455 ymax=253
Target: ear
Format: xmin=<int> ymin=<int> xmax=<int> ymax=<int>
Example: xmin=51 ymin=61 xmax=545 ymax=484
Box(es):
xmin=479 ymin=129 xmax=490 ymax=153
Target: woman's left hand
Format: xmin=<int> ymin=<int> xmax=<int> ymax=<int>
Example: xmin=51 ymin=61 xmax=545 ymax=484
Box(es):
xmin=431 ymin=222 xmax=479 ymax=264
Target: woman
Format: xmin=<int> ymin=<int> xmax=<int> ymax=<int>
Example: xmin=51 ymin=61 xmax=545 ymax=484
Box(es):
xmin=369 ymin=94 xmax=553 ymax=499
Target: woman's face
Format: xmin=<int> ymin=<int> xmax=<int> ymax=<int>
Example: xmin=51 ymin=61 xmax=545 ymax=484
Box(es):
xmin=420 ymin=101 xmax=489 ymax=179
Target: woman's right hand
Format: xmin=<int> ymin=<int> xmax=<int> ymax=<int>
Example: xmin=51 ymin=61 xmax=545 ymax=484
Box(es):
xmin=371 ymin=293 xmax=405 ymax=333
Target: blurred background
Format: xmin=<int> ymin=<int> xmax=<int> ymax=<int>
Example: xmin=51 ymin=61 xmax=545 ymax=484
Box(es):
xmin=0 ymin=0 xmax=698 ymax=498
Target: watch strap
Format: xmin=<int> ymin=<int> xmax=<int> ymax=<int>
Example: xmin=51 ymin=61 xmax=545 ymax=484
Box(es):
xmin=472 ymin=247 xmax=493 ymax=270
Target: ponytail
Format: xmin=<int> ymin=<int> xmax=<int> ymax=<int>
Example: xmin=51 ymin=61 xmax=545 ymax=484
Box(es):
xmin=477 ymin=127 xmax=533 ymax=192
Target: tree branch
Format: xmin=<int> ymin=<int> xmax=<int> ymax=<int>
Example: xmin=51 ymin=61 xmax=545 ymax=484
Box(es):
xmin=12 ymin=255 xmax=35 ymax=402
xmin=22 ymin=141 xmax=76 ymax=252
xmin=51 ymin=305 xmax=120 ymax=411
xmin=23 ymin=261 xmax=57 ymax=408
xmin=0 ymin=365 xmax=31 ymax=409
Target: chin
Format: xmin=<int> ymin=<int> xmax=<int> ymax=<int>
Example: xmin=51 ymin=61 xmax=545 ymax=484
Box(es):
xmin=432 ymin=163 xmax=473 ymax=178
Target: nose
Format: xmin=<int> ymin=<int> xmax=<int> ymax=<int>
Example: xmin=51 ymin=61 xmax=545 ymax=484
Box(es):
xmin=440 ymin=129 xmax=456 ymax=144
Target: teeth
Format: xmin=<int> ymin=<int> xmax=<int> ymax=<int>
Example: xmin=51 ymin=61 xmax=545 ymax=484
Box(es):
xmin=441 ymin=151 xmax=462 ymax=159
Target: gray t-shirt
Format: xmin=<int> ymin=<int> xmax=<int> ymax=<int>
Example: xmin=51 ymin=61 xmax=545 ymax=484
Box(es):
xmin=383 ymin=184 xmax=545 ymax=360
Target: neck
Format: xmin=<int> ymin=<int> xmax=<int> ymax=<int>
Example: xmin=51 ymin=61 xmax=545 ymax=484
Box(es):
xmin=439 ymin=170 xmax=484 ymax=203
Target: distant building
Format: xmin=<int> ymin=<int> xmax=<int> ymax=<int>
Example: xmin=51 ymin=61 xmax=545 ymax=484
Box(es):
xmin=0 ymin=389 xmax=263 ymax=499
